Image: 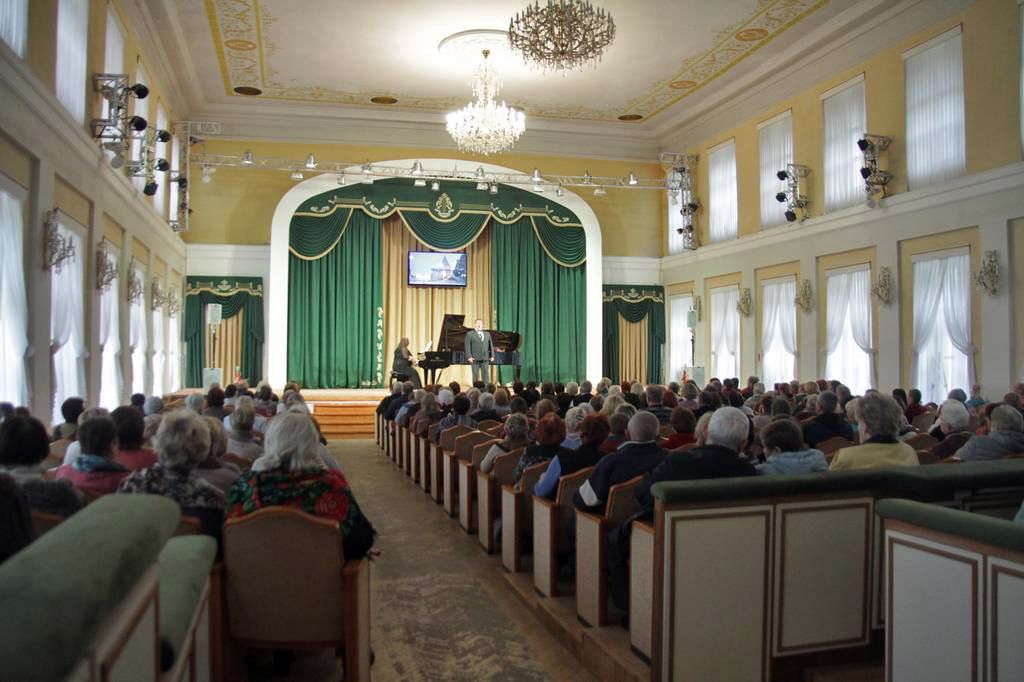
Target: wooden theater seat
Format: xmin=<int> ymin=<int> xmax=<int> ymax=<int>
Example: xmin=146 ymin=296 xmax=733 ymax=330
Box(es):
xmin=30 ymin=510 xmax=64 ymax=538
xmin=818 ymin=436 xmax=855 ymax=457
xmin=629 ymin=520 xmax=656 ymax=662
xmin=423 ymin=424 xmax=441 ymax=497
xmin=476 ymin=448 xmax=523 ymax=554
xmin=475 ymin=419 xmax=501 ymax=431
xmin=436 ymin=425 xmax=473 ymax=507
xmin=443 ymin=430 xmax=494 ymax=518
xmin=533 ymin=466 xmax=594 ymax=597
xmin=911 ymin=412 xmax=935 ymax=432
xmin=904 ymin=433 xmax=938 ymax=451
xmin=458 ymin=438 xmax=500 ymax=533
xmin=501 ymin=461 xmax=548 ymax=573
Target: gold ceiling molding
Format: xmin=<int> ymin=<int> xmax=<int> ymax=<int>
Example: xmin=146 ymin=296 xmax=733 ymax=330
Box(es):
xmin=205 ymin=0 xmax=826 ymax=122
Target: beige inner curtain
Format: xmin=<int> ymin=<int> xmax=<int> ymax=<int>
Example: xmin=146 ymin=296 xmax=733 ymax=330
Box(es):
xmin=382 ymin=215 xmax=493 ymax=387
xmin=204 ymin=307 xmax=243 ymax=383
xmin=618 ymin=316 xmax=649 ymax=385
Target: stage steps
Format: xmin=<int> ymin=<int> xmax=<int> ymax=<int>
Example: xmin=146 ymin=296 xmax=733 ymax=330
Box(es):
xmin=311 ymin=402 xmax=378 ymax=439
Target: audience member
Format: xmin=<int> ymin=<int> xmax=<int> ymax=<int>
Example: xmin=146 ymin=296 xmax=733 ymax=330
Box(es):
xmin=954 ymin=405 xmax=1024 ymax=461
xmin=757 ymin=419 xmax=828 ymax=475
xmin=600 ymin=412 xmax=629 ymax=454
xmin=929 ymin=400 xmax=974 ymax=459
xmin=679 ymin=382 xmax=700 ymax=411
xmin=573 ymin=381 xmax=594 ymax=406
xmin=396 ymin=389 xmax=424 ymax=427
xmin=410 ymin=392 xmax=443 ymax=438
xmin=480 ymin=414 xmax=531 ymax=474
xmin=470 ymin=392 xmax=501 ymax=424
xmin=643 ymin=385 xmax=672 ymax=424
xmin=0 ymin=415 xmax=84 ymax=517
xmin=55 ymin=416 xmax=128 ymax=495
xmin=195 ymin=416 xmax=242 ymax=495
xmin=741 ymin=376 xmax=759 ymax=398
xmin=143 ymin=396 xmax=164 ymax=417
xmin=129 ymin=393 xmax=146 ymax=414
xmin=227 ymin=399 xmax=264 ymax=461
xmin=433 ymin=395 xmax=475 ymax=444
xmin=574 ymin=411 xmax=665 ymax=515
xmin=384 ymin=382 xmax=414 ymax=421
xmin=802 ymin=391 xmax=855 ymax=447
xmin=184 ymin=393 xmax=206 ymax=414
xmin=661 ymin=407 xmax=697 ymax=450
xmin=0 ymin=474 xmax=32 ymax=564
xmin=53 ymin=397 xmax=85 ymax=441
xmin=561 ymin=406 xmax=585 ymax=449
xmin=513 ymin=413 xmax=566 ymax=483
xmin=493 ymin=388 xmax=512 ymax=417
xmin=111 ymin=406 xmax=157 ymax=471
xmin=535 ymin=414 xmax=610 ymax=499
xmin=904 ymin=389 xmax=929 ymax=421
xmin=966 ymin=384 xmax=986 ymax=409
xmin=830 ymin=394 xmax=919 ymax=470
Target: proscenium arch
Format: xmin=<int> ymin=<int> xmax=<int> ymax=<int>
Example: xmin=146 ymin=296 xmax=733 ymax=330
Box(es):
xmin=267 ymin=158 xmax=604 ymax=387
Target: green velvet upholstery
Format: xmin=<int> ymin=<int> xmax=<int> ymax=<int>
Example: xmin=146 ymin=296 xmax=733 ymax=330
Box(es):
xmin=0 ymin=495 xmax=180 ymax=682
xmin=877 ymin=498 xmax=1024 ymax=553
xmin=157 ymin=536 xmax=218 ymax=671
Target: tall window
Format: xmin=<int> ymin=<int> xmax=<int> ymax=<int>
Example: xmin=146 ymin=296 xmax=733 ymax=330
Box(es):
xmin=824 ymin=266 xmax=873 ymax=395
xmin=0 ymin=186 xmax=29 ymax=405
xmin=129 ymin=264 xmax=148 ymax=395
xmin=55 ymin=0 xmax=89 ymax=123
xmin=710 ymin=286 xmax=740 ymax=379
xmin=669 ymin=295 xmax=694 ymax=382
xmin=98 ymin=251 xmax=121 ymax=408
xmin=0 ymin=0 xmax=28 ymax=57
xmin=102 ymin=9 xmax=126 ymax=120
xmin=822 ymin=77 xmax=866 ymax=212
xmin=904 ymin=28 xmax=965 ymax=189
xmin=131 ymin=64 xmax=149 ymax=192
xmin=761 ymin=277 xmax=797 ymax=388
xmin=51 ymin=222 xmax=86 ymax=425
xmin=154 ymin=104 xmax=168 ymax=215
xmin=708 ymin=140 xmax=738 ymax=243
xmin=911 ymin=250 xmax=971 ymax=404
xmin=167 ymin=308 xmax=180 ymax=392
xmin=758 ymin=112 xmax=793 ymax=228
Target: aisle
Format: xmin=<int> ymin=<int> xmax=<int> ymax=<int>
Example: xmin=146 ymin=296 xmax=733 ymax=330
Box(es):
xmin=319 ymin=439 xmax=594 ymax=681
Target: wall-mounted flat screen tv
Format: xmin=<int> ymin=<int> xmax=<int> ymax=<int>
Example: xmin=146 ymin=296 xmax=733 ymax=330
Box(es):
xmin=407 ymin=251 xmax=468 ymax=287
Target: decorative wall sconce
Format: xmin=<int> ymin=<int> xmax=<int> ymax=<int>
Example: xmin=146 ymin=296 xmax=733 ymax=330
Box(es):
xmin=95 ymin=244 xmax=118 ymax=291
xmin=736 ymin=288 xmax=753 ymax=317
xmin=794 ymin=279 xmax=813 ymax=312
xmin=666 ymin=153 xmax=700 ymax=250
xmin=973 ymin=251 xmax=1000 ymax=296
xmin=151 ymin=277 xmax=169 ymax=311
xmin=858 ymin=134 xmax=893 ymax=208
xmin=871 ymin=266 xmax=893 ymax=304
xmin=775 ymin=164 xmax=811 ymax=222
xmin=166 ymin=290 xmax=182 ymax=319
xmin=43 ymin=210 xmax=76 ymax=273
xmin=126 ymin=268 xmax=145 ymax=304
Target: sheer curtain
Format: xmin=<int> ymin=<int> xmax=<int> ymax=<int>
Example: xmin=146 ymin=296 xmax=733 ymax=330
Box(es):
xmin=711 ymin=287 xmax=739 ymax=379
xmin=708 ymin=141 xmax=738 ymax=243
xmin=56 ymin=0 xmax=90 ymax=123
xmin=0 ymin=0 xmax=28 ymax=57
xmin=0 ymin=188 xmax=29 ymax=405
xmin=51 ymin=225 xmax=86 ymax=425
xmin=102 ymin=9 xmax=126 ymax=120
xmin=167 ymin=313 xmax=181 ymax=392
xmin=905 ymin=30 xmax=965 ymax=189
xmin=669 ymin=295 xmax=694 ymax=382
xmin=759 ymin=114 xmax=793 ymax=228
xmin=152 ymin=309 xmax=166 ymax=397
xmin=823 ymin=79 xmax=866 ymax=212
xmin=761 ymin=278 xmax=797 ymax=387
xmin=129 ymin=265 xmax=148 ymax=395
xmin=912 ymin=252 xmax=971 ymax=403
xmin=98 ymin=253 xmax=122 ymax=408
xmin=824 ymin=268 xmax=872 ymax=394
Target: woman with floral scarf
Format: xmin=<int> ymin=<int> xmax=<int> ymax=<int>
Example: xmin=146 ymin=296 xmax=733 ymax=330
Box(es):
xmin=56 ymin=416 xmax=128 ymax=495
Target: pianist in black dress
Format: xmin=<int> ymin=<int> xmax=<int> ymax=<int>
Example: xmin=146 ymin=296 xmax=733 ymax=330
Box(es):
xmin=392 ymin=338 xmax=422 ymax=389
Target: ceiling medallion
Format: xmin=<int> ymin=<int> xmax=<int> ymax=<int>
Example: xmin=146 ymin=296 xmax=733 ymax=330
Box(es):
xmin=617 ymin=114 xmax=643 ymax=122
xmin=508 ymin=0 xmax=616 ymax=73
xmin=233 ymin=86 xmax=262 ymax=96
xmin=445 ymin=49 xmax=526 ymax=156
xmin=370 ymin=96 xmax=398 ymax=105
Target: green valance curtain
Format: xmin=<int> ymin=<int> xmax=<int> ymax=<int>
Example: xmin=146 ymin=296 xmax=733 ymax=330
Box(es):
xmin=493 ymin=218 xmax=586 ymax=383
xmin=184 ymin=277 xmax=265 ymax=387
xmin=603 ymin=285 xmax=665 ymax=384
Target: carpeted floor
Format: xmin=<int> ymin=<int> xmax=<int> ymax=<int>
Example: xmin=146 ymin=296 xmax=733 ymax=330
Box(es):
xmin=249 ymin=439 xmax=595 ymax=681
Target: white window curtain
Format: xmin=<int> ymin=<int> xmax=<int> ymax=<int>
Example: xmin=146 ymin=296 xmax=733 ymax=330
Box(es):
xmin=129 ymin=265 xmax=148 ymax=395
xmin=102 ymin=9 xmax=126 ymax=120
xmin=759 ymin=113 xmax=793 ymax=228
xmin=708 ymin=141 xmax=738 ymax=243
xmin=761 ymin=278 xmax=797 ymax=388
xmin=152 ymin=307 xmax=166 ymax=397
xmin=0 ymin=188 xmax=29 ymax=406
xmin=98 ymin=254 xmax=122 ymax=409
xmin=167 ymin=312 xmax=180 ymax=392
xmin=911 ymin=251 xmax=972 ymax=403
xmin=154 ymin=105 xmax=169 ymax=215
xmin=0 ymin=0 xmax=28 ymax=57
xmin=168 ymin=136 xmax=180 ymax=222
xmin=823 ymin=267 xmax=873 ymax=395
xmin=904 ymin=30 xmax=965 ymax=189
xmin=669 ymin=295 xmax=694 ymax=382
xmin=50 ymin=225 xmax=86 ymax=425
xmin=823 ymin=78 xmax=866 ymax=212
xmin=131 ymin=64 xmax=149 ymax=191
xmin=55 ymin=0 xmax=90 ymax=123
xmin=711 ymin=287 xmax=740 ymax=379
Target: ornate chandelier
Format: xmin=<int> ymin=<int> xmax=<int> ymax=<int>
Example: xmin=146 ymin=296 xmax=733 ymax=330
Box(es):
xmin=508 ymin=0 xmax=615 ymax=73
xmin=446 ymin=50 xmax=525 ymax=156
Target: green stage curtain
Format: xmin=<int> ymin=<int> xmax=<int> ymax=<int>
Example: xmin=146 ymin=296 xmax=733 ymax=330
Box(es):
xmin=290 ymin=207 xmax=353 ymax=257
xmin=530 ymin=216 xmax=586 ymax=267
xmin=492 ymin=218 xmax=586 ymax=383
xmin=287 ymin=211 xmax=383 ymax=388
xmin=399 ymin=211 xmax=488 ymax=251
xmin=602 ymin=286 xmax=665 ymax=384
xmin=183 ymin=277 xmax=264 ymax=388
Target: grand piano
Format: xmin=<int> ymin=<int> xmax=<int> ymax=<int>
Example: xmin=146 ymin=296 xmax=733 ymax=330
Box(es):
xmin=418 ymin=314 xmax=522 ymax=385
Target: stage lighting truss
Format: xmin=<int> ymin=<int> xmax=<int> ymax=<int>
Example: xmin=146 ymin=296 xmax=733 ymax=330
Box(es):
xmin=90 ymin=74 xmax=150 ymax=169
xmin=775 ymin=163 xmax=811 ymax=223
xmin=167 ymin=122 xmax=219 ymax=233
xmin=857 ymin=133 xmax=892 ymax=209
xmin=665 ymin=154 xmax=700 ymax=251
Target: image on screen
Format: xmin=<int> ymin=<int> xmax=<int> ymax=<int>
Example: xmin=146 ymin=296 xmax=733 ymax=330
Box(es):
xmin=407 ymin=251 xmax=468 ymax=287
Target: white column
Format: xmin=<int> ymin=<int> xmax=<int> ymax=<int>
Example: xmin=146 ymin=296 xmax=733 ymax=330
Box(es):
xmin=875 ymin=231 xmax=900 ymax=392
xmin=978 ymin=217 xmax=1012 ymax=393
xmin=86 ymin=201 xmax=103 ymax=408
xmin=27 ymin=161 xmax=54 ymax=420
xmin=798 ymin=253 xmax=817 ymax=382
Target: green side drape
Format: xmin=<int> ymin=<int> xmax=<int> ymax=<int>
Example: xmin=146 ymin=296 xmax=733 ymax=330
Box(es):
xmin=493 ymin=218 xmax=586 ymax=383
xmin=287 ymin=211 xmax=383 ymax=388
xmin=602 ymin=286 xmax=665 ymax=384
xmin=183 ymin=277 xmax=264 ymax=387
xmin=290 ymin=207 xmax=353 ymax=257
xmin=399 ymin=211 xmax=488 ymax=251
xmin=531 ymin=217 xmax=586 ymax=267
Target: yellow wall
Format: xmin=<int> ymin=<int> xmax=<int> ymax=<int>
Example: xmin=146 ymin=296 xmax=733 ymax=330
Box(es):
xmin=184 ymin=139 xmax=666 ymax=257
xmin=102 ymin=214 xmax=124 ymax=247
xmin=131 ymin=237 xmax=149 ymax=265
xmin=0 ymin=132 xmax=32 ymax=189
xmin=688 ymin=0 xmax=1022 ymax=247
xmin=55 ymin=176 xmax=92 ymax=227
xmin=815 ymin=247 xmax=878 ymax=380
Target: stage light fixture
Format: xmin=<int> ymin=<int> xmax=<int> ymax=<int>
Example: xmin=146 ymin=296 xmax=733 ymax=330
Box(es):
xmin=776 ymin=170 xmax=789 ymax=181
xmin=784 ymin=209 xmax=797 ymax=222
xmin=857 ymin=138 xmax=870 ymax=152
xmin=155 ymin=159 xmax=170 ymax=172
xmin=475 ymin=166 xmax=486 ymax=180
xmin=172 ymin=175 xmax=187 ymax=188
xmin=242 ymin=150 xmax=254 ymax=165
xmin=362 ymin=162 xmax=372 ymax=176
xmin=305 ymin=153 xmax=318 ymax=169
xmin=143 ymin=181 xmax=159 ymax=196
xmin=476 ymin=182 xmax=488 ymax=190
xmin=129 ymin=116 xmax=147 ymax=132
xmin=532 ymin=182 xmax=544 ymax=192
xmin=489 ymin=183 xmax=499 ymax=195
xmin=775 ymin=192 xmax=787 ymax=203
xmin=110 ymin=154 xmax=125 ymax=169
xmin=337 ymin=173 xmax=347 ymax=186
xmin=627 ymin=172 xmax=638 ymax=186
xmin=413 ymin=178 xmax=427 ymax=187
xmin=430 ymin=180 xmax=441 ymax=191
xmin=858 ymin=133 xmax=893 ymax=209
xmin=532 ymin=168 xmax=542 ymax=183
xmin=290 ymin=170 xmax=303 ymax=180
xmin=593 ymin=186 xmax=606 ymax=196
xmin=129 ymin=83 xmax=149 ymax=99
xmin=155 ymin=129 xmax=171 ymax=143
xmin=411 ymin=161 xmax=423 ymax=175
xmin=201 ymin=165 xmax=215 ymax=184
xmin=582 ymin=171 xmax=593 ymax=185
xmin=775 ymin=163 xmax=811 ymax=223
xmin=555 ymin=185 xmax=564 ymax=197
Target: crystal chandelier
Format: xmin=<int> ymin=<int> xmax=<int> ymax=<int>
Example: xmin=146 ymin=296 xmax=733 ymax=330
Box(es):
xmin=508 ymin=0 xmax=615 ymax=73
xmin=446 ymin=50 xmax=526 ymax=156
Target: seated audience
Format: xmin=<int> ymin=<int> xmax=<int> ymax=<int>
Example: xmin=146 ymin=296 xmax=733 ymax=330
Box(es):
xmin=143 ymin=414 xmax=163 ymax=445
xmin=111 ymin=406 xmax=157 ymax=471
xmin=377 ymin=383 xmax=403 ymax=415
xmin=227 ymin=412 xmax=375 ymax=559
xmin=202 ymin=388 xmax=229 ymax=421
xmin=61 ymin=407 xmax=112 ymax=467
xmin=130 ymin=393 xmax=146 ymax=413
xmin=756 ymin=419 xmax=828 ymax=475
xmin=802 ymin=391 xmax=855 ymax=447
xmin=384 ymin=382 xmax=414 ymax=421
xmin=0 ymin=474 xmax=32 ymax=564
xmin=829 ymin=394 xmax=920 ymax=470
xmin=555 ymin=392 xmax=573 ymax=417
xmin=410 ymin=392 xmax=443 ymax=438
xmin=226 ymin=399 xmax=263 ymax=461
xmin=929 ymin=400 xmax=974 ymax=459
xmin=493 ymin=388 xmax=512 ymax=416
xmin=535 ymin=414 xmax=610 ymax=499
xmin=599 ymin=393 xmax=626 ymax=417
xmin=433 ymin=394 xmax=475 ymax=443
xmin=741 ymin=376 xmax=759 ymax=399
xmin=396 ymin=389 xmax=424 ymax=427
xmin=643 ymin=385 xmax=672 ymax=424
xmin=904 ymin=389 xmax=929 ymax=421
xmin=661 ymin=407 xmax=697 ymax=450
xmin=480 ymin=414 xmax=531 ymax=474
xmin=143 ymin=396 xmax=164 ymax=417
xmin=223 ymin=383 xmax=238 ymax=407
xmin=56 ymin=416 xmax=129 ymax=495
xmin=196 ymin=416 xmax=243 ymax=495
xmin=561 ymin=406 xmax=585 ymax=449
xmin=184 ymin=393 xmax=206 ymax=414
xmin=966 ymin=384 xmax=986 ymax=409
xmin=513 ymin=413 xmax=566 ymax=483
xmin=1004 ymin=392 xmax=1024 ymax=415
xmin=891 ymin=388 xmax=909 ymax=411
xmin=52 ymin=397 xmax=85 ymax=442
xmin=573 ymin=381 xmax=594 ymax=406
xmin=954 ymin=405 xmax=1024 ymax=461
xmin=694 ymin=390 xmax=721 ymax=419
xmin=534 ymin=398 xmax=558 ymax=422
xmin=679 ymin=382 xmax=700 ymax=411
xmin=574 ymin=411 xmax=665 ymax=515
xmin=599 ymin=412 xmax=629 ymax=454
xmin=470 ymin=392 xmax=501 ymax=424
xmin=0 ymin=416 xmax=84 ymax=517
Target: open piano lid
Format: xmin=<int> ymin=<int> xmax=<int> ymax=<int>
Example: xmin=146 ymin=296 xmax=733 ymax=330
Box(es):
xmin=437 ymin=314 xmax=521 ymax=353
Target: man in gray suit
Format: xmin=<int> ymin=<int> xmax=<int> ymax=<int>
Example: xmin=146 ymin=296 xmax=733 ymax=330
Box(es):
xmin=464 ymin=318 xmax=494 ymax=384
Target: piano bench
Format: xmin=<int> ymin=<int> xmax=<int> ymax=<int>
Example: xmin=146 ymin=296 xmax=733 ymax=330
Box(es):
xmin=389 ymin=371 xmax=410 ymax=387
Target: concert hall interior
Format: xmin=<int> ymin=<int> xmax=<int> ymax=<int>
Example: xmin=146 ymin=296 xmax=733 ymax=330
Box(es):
xmin=3 ymin=0 xmax=1024 ymax=680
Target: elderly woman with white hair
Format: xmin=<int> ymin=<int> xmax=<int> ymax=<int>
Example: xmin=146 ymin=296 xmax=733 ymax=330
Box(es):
xmin=561 ymin=406 xmax=586 ymax=449
xmin=227 ymin=412 xmax=376 ymax=559
xmin=829 ymin=394 xmax=919 ymax=470
xmin=226 ymin=400 xmax=263 ymax=461
xmin=470 ymin=391 xmax=500 ymax=424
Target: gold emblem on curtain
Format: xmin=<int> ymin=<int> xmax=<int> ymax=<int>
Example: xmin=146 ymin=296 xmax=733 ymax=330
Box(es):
xmin=434 ymin=193 xmax=455 ymax=219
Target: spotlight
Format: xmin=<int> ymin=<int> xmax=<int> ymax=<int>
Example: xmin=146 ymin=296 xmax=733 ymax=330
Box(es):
xmin=475 ymin=166 xmax=486 ymax=180
xmin=155 ymin=129 xmax=171 ymax=143
xmin=784 ymin=209 xmax=797 ymax=222
xmin=857 ymin=138 xmax=870 ymax=152
xmin=776 ymin=170 xmax=789 ymax=181
xmin=305 ymin=153 xmax=317 ymax=169
xmin=411 ymin=161 xmax=423 ymax=175
xmin=775 ymin=192 xmax=787 ymax=203
xmin=337 ymin=173 xmax=346 ymax=186
xmin=532 ymin=168 xmax=542 ymax=183
xmin=430 ymin=180 xmax=440 ymax=192
xmin=361 ymin=162 xmax=372 ymax=176
xmin=155 ymin=159 xmax=170 ymax=172
xmin=489 ymin=183 xmax=498 ymax=195
xmin=101 ymin=141 xmax=122 ymax=153
xmin=686 ymin=202 xmax=699 ymax=212
xmin=413 ymin=178 xmax=427 ymax=187
xmin=532 ymin=182 xmax=544 ymax=193
xmin=627 ymin=172 xmax=638 ymax=186
xmin=476 ymin=182 xmax=488 ymax=191
xmin=201 ymin=166 xmax=215 ymax=184
xmin=242 ymin=150 xmax=254 ymax=165
xmin=128 ymin=83 xmax=149 ymax=99
xmin=110 ymin=154 xmax=125 ymax=169
xmin=555 ymin=185 xmax=564 ymax=197
xmin=676 ymin=227 xmax=685 ymax=235
xmin=290 ymin=170 xmax=303 ymax=180
xmin=860 ymin=167 xmax=872 ymax=180
xmin=582 ymin=171 xmax=593 ymax=185
xmin=172 ymin=175 xmax=187 ymax=188
xmin=128 ymin=116 xmax=147 ymax=132
xmin=143 ymin=181 xmax=159 ymax=196
xmin=865 ymin=196 xmax=877 ymax=209
xmin=593 ymin=186 xmax=606 ymax=196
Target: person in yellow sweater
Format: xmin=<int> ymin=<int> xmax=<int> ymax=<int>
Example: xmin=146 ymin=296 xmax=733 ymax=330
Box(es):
xmin=829 ymin=392 xmax=920 ymax=471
